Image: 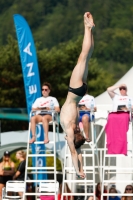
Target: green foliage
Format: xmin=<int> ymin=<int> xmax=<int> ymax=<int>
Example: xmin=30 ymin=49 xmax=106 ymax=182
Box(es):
xmin=95 ymin=28 xmax=133 ymax=63
xmin=10 ymin=150 xmax=30 ymax=170
xmin=8 ymin=150 xmax=62 ymax=172
xmin=0 ymin=35 xmax=25 ymax=107
xmin=88 ymin=59 xmax=114 ymax=97
xmin=10 ymin=151 xmax=19 ymax=170
xmin=46 ymin=155 xmax=62 ymax=171
xmin=37 ymin=36 xmax=114 ymax=105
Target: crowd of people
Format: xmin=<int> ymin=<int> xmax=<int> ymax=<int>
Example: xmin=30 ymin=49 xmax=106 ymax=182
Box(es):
xmin=0 ymin=158 xmax=133 ymax=200
xmin=0 ymin=150 xmax=27 ymax=199
xmin=57 ymin=182 xmax=133 ymax=200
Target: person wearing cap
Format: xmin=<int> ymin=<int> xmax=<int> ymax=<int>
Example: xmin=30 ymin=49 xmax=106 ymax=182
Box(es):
xmin=107 ymin=84 xmax=133 ymax=112
xmin=0 ymin=151 xmax=15 ymax=199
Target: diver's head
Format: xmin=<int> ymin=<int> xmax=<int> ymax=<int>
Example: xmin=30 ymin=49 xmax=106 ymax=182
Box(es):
xmin=74 ymin=127 xmax=85 ymax=149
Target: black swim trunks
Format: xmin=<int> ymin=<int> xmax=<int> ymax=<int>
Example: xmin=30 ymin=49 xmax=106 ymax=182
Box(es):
xmin=68 ymin=83 xmax=87 ymax=97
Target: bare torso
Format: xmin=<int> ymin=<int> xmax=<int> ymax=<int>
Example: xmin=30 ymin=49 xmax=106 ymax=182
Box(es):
xmin=60 ymin=92 xmax=82 ymax=134
xmin=60 ymin=91 xmax=85 ymax=176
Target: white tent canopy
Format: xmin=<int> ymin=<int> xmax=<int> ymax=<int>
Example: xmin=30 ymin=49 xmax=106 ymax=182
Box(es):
xmin=95 ymin=67 xmax=133 ymax=110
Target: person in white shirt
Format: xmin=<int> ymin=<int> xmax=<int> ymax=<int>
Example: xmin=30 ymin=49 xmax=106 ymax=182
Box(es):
xmin=29 ymin=82 xmax=60 ymax=144
xmin=107 ymin=84 xmax=133 ymax=112
xmin=78 ymin=93 xmax=97 ymax=142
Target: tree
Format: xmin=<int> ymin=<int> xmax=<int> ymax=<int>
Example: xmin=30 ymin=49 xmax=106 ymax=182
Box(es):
xmin=37 ymin=36 xmax=114 ymax=105
xmin=0 ymin=35 xmax=25 ymax=107
xmin=0 ymin=35 xmax=115 ymax=131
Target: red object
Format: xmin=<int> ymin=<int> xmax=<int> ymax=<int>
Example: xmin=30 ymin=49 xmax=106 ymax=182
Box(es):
xmin=57 ymin=194 xmax=71 ymax=200
xmin=40 ymin=196 xmax=55 ymax=200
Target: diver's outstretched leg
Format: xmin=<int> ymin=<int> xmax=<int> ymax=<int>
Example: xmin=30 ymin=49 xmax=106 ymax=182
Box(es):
xmin=69 ymin=12 xmax=94 ymax=89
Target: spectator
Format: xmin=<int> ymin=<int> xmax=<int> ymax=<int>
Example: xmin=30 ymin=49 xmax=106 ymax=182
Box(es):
xmin=78 ymin=93 xmax=97 ymax=142
xmin=29 ymin=82 xmax=60 ymax=144
xmin=105 ymin=84 xmax=133 ymax=155
xmin=108 ymin=187 xmax=120 ymax=200
xmin=121 ymin=185 xmax=133 ymax=200
xmin=13 ymin=150 xmax=26 ymax=181
xmin=0 ymin=151 xmax=15 ymax=199
xmin=88 ymin=182 xmax=107 ymax=200
xmin=13 ymin=150 xmax=26 ymax=200
xmin=60 ymin=12 xmax=95 ymax=179
xmin=107 ymin=84 xmax=133 ymax=112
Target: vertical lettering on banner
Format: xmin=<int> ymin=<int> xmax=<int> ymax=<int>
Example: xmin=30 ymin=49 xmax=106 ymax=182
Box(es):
xmin=23 ymin=42 xmax=32 ymax=56
xmin=29 ymin=85 xmax=37 ymax=94
xmin=13 ymin=14 xmax=47 ymax=181
xmin=13 ymin=14 xmax=41 ymax=117
xmin=27 ymin=63 xmax=35 ymax=77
